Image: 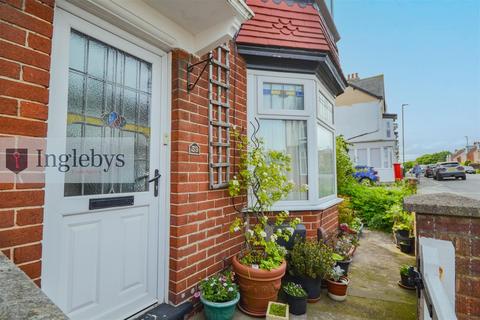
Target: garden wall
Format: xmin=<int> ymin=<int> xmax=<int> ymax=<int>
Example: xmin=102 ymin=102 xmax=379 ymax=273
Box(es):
xmin=404 ymin=193 xmax=480 ymax=320
xmin=0 ymin=0 xmax=54 ymax=287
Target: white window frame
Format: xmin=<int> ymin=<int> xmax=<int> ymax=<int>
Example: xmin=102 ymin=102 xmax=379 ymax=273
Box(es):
xmin=248 ymin=70 xmax=340 ymax=211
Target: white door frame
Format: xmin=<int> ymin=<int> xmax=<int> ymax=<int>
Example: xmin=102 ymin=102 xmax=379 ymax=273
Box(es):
xmin=43 ymin=2 xmax=171 ymax=311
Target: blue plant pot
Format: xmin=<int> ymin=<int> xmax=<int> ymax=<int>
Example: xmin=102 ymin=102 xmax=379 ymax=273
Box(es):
xmin=201 ymin=293 xmax=240 ymax=320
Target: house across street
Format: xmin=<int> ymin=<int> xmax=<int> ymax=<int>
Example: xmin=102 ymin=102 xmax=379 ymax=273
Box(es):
xmin=417 ymin=175 xmax=480 ymax=200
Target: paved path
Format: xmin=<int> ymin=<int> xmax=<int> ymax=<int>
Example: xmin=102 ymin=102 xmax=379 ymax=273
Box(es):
xmin=417 ymin=174 xmax=480 ymax=200
xmin=194 ymin=230 xmax=417 ymax=320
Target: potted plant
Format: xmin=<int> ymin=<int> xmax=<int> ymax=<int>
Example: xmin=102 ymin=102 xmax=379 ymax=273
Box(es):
xmin=229 ymin=129 xmax=304 ymax=316
xmin=326 ymin=266 xmax=350 ymax=301
xmin=288 ymin=239 xmax=335 ymax=302
xmin=391 ymin=205 xmax=414 ymax=245
xmin=398 ymin=265 xmax=415 ymax=289
xmin=350 ymin=217 xmax=364 ymax=237
xmin=282 ymin=282 xmax=307 ymax=315
xmin=198 ymin=271 xmax=240 ymax=320
xmin=334 ymin=235 xmax=355 ymax=275
xmin=399 ymin=240 xmax=413 ymax=254
xmin=266 ymin=301 xmax=289 ymax=320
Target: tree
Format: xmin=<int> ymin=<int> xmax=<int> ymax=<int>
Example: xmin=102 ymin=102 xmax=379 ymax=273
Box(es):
xmin=414 ymin=151 xmax=451 ymax=165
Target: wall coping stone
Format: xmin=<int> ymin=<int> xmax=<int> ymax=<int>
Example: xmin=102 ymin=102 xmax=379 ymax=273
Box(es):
xmin=404 ymin=192 xmax=480 ymax=218
xmin=0 ymin=253 xmax=67 ymax=320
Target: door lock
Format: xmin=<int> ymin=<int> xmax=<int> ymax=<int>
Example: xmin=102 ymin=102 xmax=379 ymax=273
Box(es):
xmin=148 ymin=169 xmax=161 ymax=197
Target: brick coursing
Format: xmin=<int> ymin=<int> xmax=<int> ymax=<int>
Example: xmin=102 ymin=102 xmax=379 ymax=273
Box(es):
xmin=0 ymin=0 xmax=54 ymax=286
xmin=416 ymin=214 xmax=480 ymax=318
xmin=169 ymin=44 xmax=248 ymax=305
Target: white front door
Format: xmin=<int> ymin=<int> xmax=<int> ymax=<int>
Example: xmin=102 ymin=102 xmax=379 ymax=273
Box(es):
xmin=43 ymin=8 xmax=168 ymax=320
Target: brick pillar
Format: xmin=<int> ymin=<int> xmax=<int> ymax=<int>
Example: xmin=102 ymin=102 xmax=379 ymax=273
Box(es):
xmin=404 ymin=193 xmax=480 ymax=320
xmin=0 ymin=0 xmax=54 ymax=286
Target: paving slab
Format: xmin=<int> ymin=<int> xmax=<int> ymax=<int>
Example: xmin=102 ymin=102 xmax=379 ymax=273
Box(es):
xmin=194 ymin=230 xmax=417 ymax=320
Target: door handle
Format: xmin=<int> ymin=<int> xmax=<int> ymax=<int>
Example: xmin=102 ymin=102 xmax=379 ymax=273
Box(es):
xmin=148 ymin=169 xmax=161 ymax=197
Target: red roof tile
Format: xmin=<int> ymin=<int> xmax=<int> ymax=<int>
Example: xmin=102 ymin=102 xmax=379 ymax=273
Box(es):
xmin=237 ymin=0 xmax=340 ymax=64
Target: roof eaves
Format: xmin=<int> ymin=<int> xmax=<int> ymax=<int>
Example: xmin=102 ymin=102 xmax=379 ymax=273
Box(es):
xmin=349 ymin=83 xmax=383 ymax=100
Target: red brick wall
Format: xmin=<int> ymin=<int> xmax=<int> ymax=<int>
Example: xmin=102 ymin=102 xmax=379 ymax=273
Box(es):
xmin=295 ymin=206 xmax=339 ymax=239
xmin=0 ymin=0 xmax=54 ymax=286
xmin=416 ymin=214 xmax=480 ymax=319
xmin=169 ymin=44 xmax=248 ymax=305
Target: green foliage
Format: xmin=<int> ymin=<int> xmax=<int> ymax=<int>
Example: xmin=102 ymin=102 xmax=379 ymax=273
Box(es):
xmin=268 ymin=303 xmax=287 ymax=316
xmin=415 ymin=151 xmax=450 ymax=165
xmin=338 ymin=195 xmax=355 ymax=225
xmin=199 ymin=271 xmax=238 ymax=303
xmin=229 ymin=130 xmax=301 ymax=270
xmin=390 ymin=204 xmax=414 ymax=233
xmin=335 ymin=135 xmax=416 ymax=232
xmin=400 ymin=264 xmax=411 ymax=276
xmin=403 ymin=161 xmax=415 ymax=171
xmin=229 ymin=131 xmax=298 ymax=212
xmin=288 ymin=240 xmax=336 ymax=279
xmin=336 ymin=136 xmax=356 ymax=195
xmin=283 ymin=282 xmax=307 ymax=298
xmin=341 ymin=182 xmax=415 ymax=231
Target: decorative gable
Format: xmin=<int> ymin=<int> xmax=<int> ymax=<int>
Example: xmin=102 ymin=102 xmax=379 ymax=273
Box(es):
xmin=237 ymin=0 xmax=340 ymax=65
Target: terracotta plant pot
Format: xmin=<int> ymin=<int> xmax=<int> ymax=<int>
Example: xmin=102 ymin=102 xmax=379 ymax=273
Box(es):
xmin=326 ymin=277 xmax=350 ymax=301
xmin=232 ymin=256 xmax=287 ymax=317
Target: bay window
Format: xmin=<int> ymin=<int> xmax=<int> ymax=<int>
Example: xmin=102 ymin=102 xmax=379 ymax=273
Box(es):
xmin=248 ymin=70 xmax=339 ymax=210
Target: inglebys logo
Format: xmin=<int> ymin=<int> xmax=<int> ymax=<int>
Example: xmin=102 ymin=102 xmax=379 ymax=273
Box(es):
xmin=0 ymin=137 xmax=135 ymax=184
xmin=37 ymin=149 xmax=126 ymax=173
xmin=6 ymin=148 xmax=28 ymax=174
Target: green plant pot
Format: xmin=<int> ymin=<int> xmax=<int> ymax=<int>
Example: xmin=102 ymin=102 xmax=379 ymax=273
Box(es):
xmin=201 ymin=293 xmax=240 ymax=320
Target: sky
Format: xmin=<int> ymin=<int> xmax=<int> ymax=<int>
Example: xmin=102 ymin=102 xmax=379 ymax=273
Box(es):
xmin=333 ymin=0 xmax=480 ymax=161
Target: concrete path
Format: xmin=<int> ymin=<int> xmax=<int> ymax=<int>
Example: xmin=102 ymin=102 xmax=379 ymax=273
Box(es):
xmin=194 ymin=230 xmax=417 ymax=320
xmin=417 ymin=174 xmax=480 ymax=200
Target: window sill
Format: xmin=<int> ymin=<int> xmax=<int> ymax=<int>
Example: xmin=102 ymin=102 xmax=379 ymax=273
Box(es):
xmin=269 ymin=197 xmax=344 ymax=212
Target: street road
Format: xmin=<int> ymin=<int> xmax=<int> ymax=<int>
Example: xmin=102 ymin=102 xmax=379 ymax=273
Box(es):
xmin=417 ymin=173 xmax=480 ymax=200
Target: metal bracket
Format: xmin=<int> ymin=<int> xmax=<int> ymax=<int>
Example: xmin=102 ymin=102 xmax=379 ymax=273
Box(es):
xmin=187 ymin=54 xmax=212 ymax=92
xmin=409 ymin=266 xmax=424 ymax=297
xmin=409 ymin=266 xmax=434 ymax=318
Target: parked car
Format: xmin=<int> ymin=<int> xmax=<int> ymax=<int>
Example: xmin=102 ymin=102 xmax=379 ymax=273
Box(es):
xmin=464 ymin=166 xmax=476 ymax=174
xmin=424 ymin=164 xmax=436 ymax=178
xmin=433 ymin=162 xmax=466 ymax=180
xmin=419 ymin=165 xmax=427 ymax=174
xmin=353 ymin=166 xmax=379 ymax=184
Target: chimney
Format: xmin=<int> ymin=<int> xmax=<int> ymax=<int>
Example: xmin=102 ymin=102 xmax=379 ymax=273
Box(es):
xmin=349 ymin=73 xmax=359 ymax=81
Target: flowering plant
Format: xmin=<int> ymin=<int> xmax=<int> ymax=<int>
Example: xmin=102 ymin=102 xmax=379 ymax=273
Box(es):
xmin=229 ymin=127 xmax=304 ymax=270
xmin=283 ymin=282 xmax=307 ymax=298
xmin=198 ymin=271 xmax=238 ymax=303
